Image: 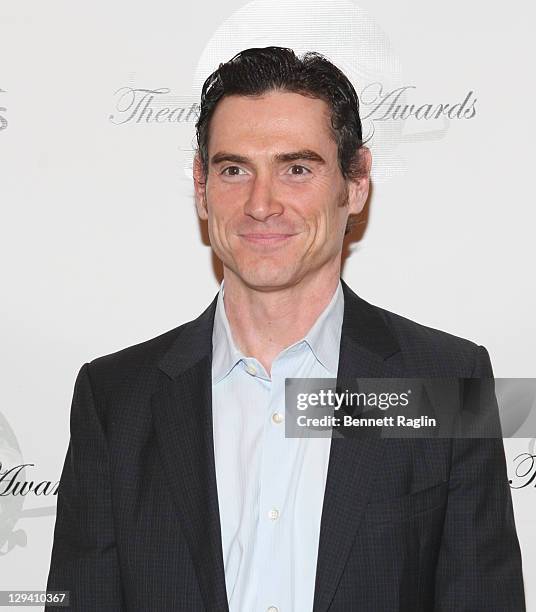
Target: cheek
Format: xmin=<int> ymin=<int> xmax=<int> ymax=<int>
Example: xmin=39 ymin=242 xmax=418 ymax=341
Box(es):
xmin=310 ymin=192 xmax=347 ymax=235
xmin=299 ymin=176 xmax=344 ymax=213
xmin=205 ymin=201 xmax=241 ymax=250
xmin=206 ymin=179 xmax=248 ymax=215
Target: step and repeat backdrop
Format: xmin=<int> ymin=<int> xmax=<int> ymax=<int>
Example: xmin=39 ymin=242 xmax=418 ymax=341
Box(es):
xmin=1 ymin=0 xmax=535 ymax=608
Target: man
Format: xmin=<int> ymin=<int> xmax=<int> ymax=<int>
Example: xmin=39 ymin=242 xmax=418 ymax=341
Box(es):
xmin=47 ymin=47 xmax=525 ymax=611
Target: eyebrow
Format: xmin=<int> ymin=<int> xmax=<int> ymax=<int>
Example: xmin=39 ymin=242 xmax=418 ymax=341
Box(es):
xmin=210 ymin=149 xmax=326 ymax=166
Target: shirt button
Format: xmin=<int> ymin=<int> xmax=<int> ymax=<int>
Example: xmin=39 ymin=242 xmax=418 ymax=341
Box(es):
xmin=268 ymin=508 xmax=280 ymax=521
xmin=267 ymin=607 xmax=279 ymax=612
xmin=245 ymin=364 xmax=257 ymax=375
xmin=271 ymin=412 xmax=284 ymax=424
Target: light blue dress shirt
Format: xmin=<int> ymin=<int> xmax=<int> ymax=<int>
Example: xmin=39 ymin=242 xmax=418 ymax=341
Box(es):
xmin=211 ymin=279 xmax=344 ymax=612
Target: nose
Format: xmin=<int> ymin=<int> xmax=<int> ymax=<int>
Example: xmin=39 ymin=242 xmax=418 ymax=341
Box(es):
xmin=243 ymin=172 xmax=283 ymax=221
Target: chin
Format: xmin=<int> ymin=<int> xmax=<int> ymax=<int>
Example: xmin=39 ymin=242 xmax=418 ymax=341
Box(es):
xmin=238 ymin=267 xmax=300 ymax=291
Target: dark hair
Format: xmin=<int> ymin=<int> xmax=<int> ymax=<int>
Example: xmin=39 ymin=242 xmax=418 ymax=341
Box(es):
xmin=195 ymin=46 xmax=369 ymax=233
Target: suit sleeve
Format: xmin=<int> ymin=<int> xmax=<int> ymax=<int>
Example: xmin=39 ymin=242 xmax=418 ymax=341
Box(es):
xmin=433 ymin=345 xmax=526 ymax=611
xmin=46 ymin=363 xmax=125 ymax=611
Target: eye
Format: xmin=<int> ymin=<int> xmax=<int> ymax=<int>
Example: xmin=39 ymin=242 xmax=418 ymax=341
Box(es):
xmin=287 ymin=164 xmax=311 ymax=175
xmin=221 ymin=166 xmax=247 ymax=176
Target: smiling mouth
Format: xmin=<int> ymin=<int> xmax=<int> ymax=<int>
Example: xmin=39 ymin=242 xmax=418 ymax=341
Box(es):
xmin=239 ymin=233 xmax=296 ymax=245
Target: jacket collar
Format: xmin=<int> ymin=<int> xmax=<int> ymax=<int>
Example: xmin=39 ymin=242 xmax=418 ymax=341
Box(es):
xmin=158 ymin=277 xmax=400 ymax=380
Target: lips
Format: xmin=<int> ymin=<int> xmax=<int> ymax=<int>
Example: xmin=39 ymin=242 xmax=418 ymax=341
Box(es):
xmin=239 ymin=233 xmax=295 ymax=245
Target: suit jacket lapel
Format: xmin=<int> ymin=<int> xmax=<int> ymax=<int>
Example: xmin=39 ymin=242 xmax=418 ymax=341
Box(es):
xmin=151 ymin=279 xmax=402 ymax=612
xmin=152 ymin=295 xmax=230 ymax=612
xmin=312 ymin=279 xmax=401 ymax=612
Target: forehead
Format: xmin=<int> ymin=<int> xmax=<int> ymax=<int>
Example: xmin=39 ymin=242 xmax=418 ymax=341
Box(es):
xmin=207 ymin=91 xmax=337 ymax=158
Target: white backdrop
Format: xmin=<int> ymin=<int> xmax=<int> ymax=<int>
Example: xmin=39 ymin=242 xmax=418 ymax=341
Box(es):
xmin=1 ymin=0 xmax=535 ymax=608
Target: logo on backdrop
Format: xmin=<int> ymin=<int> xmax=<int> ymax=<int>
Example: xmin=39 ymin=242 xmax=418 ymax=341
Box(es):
xmin=0 ymin=88 xmax=8 ymax=132
xmin=109 ymin=87 xmax=199 ymax=125
xmin=107 ymin=0 xmax=481 ymax=183
xmin=0 ymin=412 xmax=57 ymax=557
xmin=509 ymin=438 xmax=536 ymax=490
xmin=109 ymin=84 xmax=476 ymax=134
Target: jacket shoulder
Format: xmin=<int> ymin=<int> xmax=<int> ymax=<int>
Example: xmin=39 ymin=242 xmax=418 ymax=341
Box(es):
xmin=370 ymin=301 xmax=489 ymax=375
xmin=89 ymin=324 xmax=183 ymax=372
xmin=79 ymin=325 xmax=184 ymax=403
xmin=379 ymin=303 xmax=478 ymax=349
xmin=85 ymin=292 xmax=218 ymax=382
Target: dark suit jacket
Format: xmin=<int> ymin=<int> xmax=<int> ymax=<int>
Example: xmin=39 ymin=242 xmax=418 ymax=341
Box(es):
xmin=46 ymin=279 xmax=525 ymax=611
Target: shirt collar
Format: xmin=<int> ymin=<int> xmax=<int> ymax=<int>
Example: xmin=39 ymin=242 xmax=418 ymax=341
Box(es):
xmin=212 ymin=279 xmax=344 ymax=383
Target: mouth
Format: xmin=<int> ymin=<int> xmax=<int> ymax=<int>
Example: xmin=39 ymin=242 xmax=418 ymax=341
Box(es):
xmin=239 ymin=233 xmax=296 ymax=246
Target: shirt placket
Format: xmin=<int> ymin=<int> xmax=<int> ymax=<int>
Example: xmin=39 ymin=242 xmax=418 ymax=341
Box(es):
xmin=253 ymin=350 xmax=301 ymax=612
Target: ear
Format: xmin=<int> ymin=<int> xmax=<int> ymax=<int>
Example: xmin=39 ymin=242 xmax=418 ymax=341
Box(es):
xmin=193 ymin=152 xmax=208 ymax=221
xmin=347 ymin=146 xmax=372 ymax=216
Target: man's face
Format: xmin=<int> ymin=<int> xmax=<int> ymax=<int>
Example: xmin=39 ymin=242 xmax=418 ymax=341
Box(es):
xmin=194 ymin=90 xmax=370 ymax=291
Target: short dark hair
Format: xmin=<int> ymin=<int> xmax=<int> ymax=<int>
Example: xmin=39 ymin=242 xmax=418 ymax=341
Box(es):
xmin=195 ymin=46 xmax=368 ymax=233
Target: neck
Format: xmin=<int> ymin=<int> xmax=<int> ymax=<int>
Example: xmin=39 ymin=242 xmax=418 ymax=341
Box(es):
xmin=222 ymin=266 xmax=341 ymax=375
